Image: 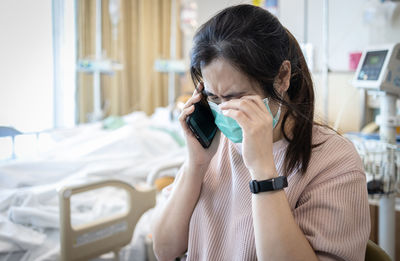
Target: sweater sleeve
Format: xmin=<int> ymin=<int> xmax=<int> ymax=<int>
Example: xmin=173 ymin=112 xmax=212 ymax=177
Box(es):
xmin=292 ymin=171 xmax=371 ymax=261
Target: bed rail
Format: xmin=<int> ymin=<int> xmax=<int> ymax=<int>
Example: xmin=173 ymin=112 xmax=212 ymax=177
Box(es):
xmin=59 ymin=179 xmax=156 ymax=261
xmin=146 ymin=158 xmax=184 ymax=186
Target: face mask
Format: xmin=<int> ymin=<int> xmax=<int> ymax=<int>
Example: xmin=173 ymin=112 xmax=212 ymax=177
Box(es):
xmin=208 ymin=98 xmax=281 ymax=143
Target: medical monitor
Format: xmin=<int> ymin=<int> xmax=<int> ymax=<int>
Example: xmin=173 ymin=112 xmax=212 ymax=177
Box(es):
xmin=353 ymin=43 xmax=400 ymax=96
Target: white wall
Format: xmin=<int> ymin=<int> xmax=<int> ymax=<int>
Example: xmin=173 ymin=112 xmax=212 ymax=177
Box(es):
xmin=195 ymin=0 xmax=252 ymax=26
xmin=279 ymin=0 xmax=400 ymax=71
xmin=182 ymin=0 xmax=252 ymax=63
xmin=0 ymin=0 xmax=54 ymax=132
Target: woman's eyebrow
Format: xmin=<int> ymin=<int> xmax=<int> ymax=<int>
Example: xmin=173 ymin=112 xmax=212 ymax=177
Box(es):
xmin=204 ymin=89 xmax=246 ymax=98
xmin=203 ymin=89 xmax=216 ymax=97
xmin=222 ymin=92 xmax=246 ymax=99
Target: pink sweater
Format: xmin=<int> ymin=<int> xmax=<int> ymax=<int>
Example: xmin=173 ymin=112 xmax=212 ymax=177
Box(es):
xmin=166 ymin=126 xmax=370 ymax=261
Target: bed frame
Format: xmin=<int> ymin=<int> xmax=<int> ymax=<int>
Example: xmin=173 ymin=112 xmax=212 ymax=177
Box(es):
xmin=59 ymin=179 xmax=156 ymax=261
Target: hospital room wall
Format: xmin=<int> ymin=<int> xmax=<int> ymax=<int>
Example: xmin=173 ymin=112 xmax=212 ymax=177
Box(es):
xmin=0 ymin=0 xmax=54 ymax=132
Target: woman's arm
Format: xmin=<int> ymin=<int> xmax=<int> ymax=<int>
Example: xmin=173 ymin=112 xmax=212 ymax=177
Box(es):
xmin=251 ymin=167 xmax=318 ymax=261
xmin=152 ymin=82 xmax=220 ymax=260
xmin=152 ymin=163 xmax=206 ymax=261
xmin=220 ymin=95 xmax=318 ymax=260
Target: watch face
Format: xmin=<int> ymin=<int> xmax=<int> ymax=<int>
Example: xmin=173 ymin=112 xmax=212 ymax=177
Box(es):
xmin=273 ymin=177 xmax=284 ymax=190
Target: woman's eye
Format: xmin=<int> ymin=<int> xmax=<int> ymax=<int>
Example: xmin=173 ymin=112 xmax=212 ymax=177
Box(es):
xmin=208 ymin=96 xmax=220 ymax=103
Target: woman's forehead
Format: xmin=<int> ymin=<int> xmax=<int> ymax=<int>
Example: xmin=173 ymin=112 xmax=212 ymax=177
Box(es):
xmin=201 ymin=59 xmax=257 ymax=95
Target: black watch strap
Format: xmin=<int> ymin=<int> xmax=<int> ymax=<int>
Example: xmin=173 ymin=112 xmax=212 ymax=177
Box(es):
xmin=249 ymin=176 xmax=288 ymax=194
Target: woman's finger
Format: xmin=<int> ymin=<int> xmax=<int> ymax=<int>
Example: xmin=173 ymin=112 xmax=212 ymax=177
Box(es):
xmin=179 ymin=104 xmax=195 ymax=123
xmin=183 ymin=82 xmax=205 ymax=110
xmin=243 ymin=95 xmax=271 ymax=113
xmin=219 ymin=97 xmax=262 ymax=121
xmin=221 ymin=108 xmax=252 ymax=129
xmin=183 ymin=92 xmax=202 ymax=109
xmin=195 ymin=82 xmax=204 ymax=93
xmin=178 ymin=105 xmax=196 ymax=133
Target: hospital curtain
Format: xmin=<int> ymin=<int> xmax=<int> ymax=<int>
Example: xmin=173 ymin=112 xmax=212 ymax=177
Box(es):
xmin=77 ymin=0 xmax=182 ymax=123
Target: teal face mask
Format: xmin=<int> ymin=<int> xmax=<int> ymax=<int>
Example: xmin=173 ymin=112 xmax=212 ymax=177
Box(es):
xmin=208 ymin=98 xmax=281 ymax=143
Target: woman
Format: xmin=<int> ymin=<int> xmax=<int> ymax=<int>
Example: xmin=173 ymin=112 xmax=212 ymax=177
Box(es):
xmin=152 ymin=4 xmax=370 ymax=261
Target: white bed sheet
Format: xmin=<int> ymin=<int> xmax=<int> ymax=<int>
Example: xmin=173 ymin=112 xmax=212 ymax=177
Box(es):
xmin=0 ymin=108 xmax=186 ymax=261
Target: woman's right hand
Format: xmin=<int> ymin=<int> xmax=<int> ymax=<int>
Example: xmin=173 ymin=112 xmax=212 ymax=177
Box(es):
xmin=178 ymin=83 xmax=221 ymax=172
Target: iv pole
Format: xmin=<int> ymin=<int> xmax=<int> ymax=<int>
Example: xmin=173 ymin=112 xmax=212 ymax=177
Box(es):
xmin=168 ymin=0 xmax=177 ymax=107
xmin=154 ymin=0 xmax=186 ymax=117
xmin=379 ymin=93 xmax=396 ymax=259
xmin=322 ymin=0 xmax=329 ymax=123
xmin=77 ymin=0 xmax=122 ymax=122
xmin=93 ymin=0 xmax=103 ymax=121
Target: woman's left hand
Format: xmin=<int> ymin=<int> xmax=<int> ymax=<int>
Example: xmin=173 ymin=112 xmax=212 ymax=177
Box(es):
xmin=219 ymin=95 xmax=277 ymax=180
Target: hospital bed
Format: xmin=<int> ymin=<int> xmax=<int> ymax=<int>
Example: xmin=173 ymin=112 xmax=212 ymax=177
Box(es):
xmin=59 ymin=179 xmax=156 ymax=261
xmin=0 ymin=107 xmax=185 ymax=261
xmin=0 ymin=177 xmax=166 ymax=261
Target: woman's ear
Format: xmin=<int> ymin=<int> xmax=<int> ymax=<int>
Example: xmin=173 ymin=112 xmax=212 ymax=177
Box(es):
xmin=273 ymin=60 xmax=291 ymax=94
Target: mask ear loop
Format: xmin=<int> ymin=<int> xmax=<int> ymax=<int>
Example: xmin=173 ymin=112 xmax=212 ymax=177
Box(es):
xmin=264 ymin=95 xmax=282 ymax=121
xmin=275 ymin=92 xmax=283 ymax=121
xmin=265 ymin=91 xmax=283 ymax=127
xmin=274 ymin=103 xmax=282 ymax=125
xmin=274 ymin=91 xmax=284 ymax=125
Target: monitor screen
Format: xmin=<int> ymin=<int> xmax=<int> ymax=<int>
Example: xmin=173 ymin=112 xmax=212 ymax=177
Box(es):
xmin=357 ymin=50 xmax=388 ymax=81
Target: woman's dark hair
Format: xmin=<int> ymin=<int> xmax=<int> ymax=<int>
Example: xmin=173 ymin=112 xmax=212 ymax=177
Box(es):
xmin=190 ymin=4 xmax=316 ymax=175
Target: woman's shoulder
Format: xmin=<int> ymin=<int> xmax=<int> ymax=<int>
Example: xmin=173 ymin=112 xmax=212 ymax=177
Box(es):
xmin=312 ymin=124 xmax=357 ymax=152
xmin=308 ymin=124 xmax=364 ymax=177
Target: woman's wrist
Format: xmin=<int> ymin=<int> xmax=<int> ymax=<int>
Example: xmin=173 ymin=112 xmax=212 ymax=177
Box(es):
xmin=184 ymin=161 xmax=209 ymax=181
xmin=248 ymin=160 xmax=278 ymax=180
xmin=248 ymin=156 xmax=278 ymax=180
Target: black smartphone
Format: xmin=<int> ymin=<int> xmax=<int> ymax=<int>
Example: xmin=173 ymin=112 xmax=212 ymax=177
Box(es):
xmin=186 ymin=91 xmax=218 ymax=148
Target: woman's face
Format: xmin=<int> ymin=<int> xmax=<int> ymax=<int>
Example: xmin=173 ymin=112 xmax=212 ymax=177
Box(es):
xmin=201 ymin=58 xmax=281 ymax=115
xmin=201 ymin=58 xmax=264 ymax=105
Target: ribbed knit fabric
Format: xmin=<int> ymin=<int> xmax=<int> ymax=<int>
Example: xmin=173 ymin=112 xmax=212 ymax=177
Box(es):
xmin=165 ymin=125 xmax=370 ymax=261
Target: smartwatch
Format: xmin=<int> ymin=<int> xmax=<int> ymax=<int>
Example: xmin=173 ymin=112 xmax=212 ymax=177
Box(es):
xmin=249 ymin=176 xmax=288 ymax=194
